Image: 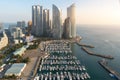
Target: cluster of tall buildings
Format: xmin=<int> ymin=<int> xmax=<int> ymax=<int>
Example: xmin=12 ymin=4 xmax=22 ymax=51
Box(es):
xmin=10 ymin=27 xmax=25 ymax=39
xmin=9 ymin=21 xmax=26 ymax=39
xmin=17 ymin=21 xmax=25 ymax=28
xmin=31 ymin=4 xmax=76 ymax=39
xmin=31 ymin=5 xmax=50 ymax=37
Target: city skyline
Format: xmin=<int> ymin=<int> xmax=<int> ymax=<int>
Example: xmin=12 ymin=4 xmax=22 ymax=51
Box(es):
xmin=31 ymin=3 xmax=76 ymax=39
xmin=0 ymin=0 xmax=120 ymax=26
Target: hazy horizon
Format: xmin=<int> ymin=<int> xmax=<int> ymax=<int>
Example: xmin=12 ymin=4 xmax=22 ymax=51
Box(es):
xmin=0 ymin=0 xmax=120 ymax=26
xmin=3 ymin=23 xmax=120 ymax=29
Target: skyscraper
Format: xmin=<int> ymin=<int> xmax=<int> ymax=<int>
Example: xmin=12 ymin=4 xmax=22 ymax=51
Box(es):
xmin=27 ymin=21 xmax=32 ymax=35
xmin=0 ymin=23 xmax=3 ymax=33
xmin=32 ymin=5 xmax=43 ymax=37
xmin=52 ymin=4 xmax=62 ymax=39
xmin=17 ymin=21 xmax=25 ymax=28
xmin=31 ymin=6 xmax=36 ymax=35
xmin=63 ymin=17 xmax=71 ymax=39
xmin=43 ymin=9 xmax=49 ymax=37
xmin=67 ymin=4 xmax=76 ymax=38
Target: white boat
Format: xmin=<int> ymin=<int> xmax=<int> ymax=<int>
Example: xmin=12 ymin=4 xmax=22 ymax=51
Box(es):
xmin=81 ymin=74 xmax=84 ymax=80
xmin=86 ymin=72 xmax=90 ymax=79
xmin=34 ymin=76 xmax=39 ymax=80
xmin=82 ymin=66 xmax=86 ymax=71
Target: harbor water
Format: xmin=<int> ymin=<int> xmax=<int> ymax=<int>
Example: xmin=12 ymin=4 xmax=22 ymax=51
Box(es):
xmin=75 ymin=25 xmax=120 ymax=80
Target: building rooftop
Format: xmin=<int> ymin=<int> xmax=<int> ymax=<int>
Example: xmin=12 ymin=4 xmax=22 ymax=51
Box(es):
xmin=5 ymin=63 xmax=26 ymax=76
xmin=13 ymin=46 xmax=27 ymax=56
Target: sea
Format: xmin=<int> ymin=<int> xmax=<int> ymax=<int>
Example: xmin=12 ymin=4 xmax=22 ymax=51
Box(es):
xmin=74 ymin=25 xmax=120 ymax=80
xmin=4 ymin=24 xmax=120 ymax=80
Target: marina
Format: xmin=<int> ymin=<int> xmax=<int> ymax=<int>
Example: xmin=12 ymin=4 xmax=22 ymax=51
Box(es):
xmin=34 ymin=41 xmax=90 ymax=80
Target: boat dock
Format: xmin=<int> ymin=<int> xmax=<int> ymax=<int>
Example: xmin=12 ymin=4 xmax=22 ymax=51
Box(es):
xmin=76 ymin=42 xmax=95 ymax=48
xmin=81 ymin=47 xmax=114 ymax=59
xmin=98 ymin=60 xmax=120 ymax=80
xmin=37 ymin=53 xmax=90 ymax=80
xmin=34 ymin=40 xmax=91 ymax=80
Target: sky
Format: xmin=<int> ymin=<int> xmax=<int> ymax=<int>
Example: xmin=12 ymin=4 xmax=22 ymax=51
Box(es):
xmin=0 ymin=0 xmax=120 ymax=25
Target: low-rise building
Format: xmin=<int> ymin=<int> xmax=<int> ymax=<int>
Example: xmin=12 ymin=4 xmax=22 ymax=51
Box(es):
xmin=13 ymin=46 xmax=27 ymax=56
xmin=5 ymin=63 xmax=26 ymax=76
xmin=0 ymin=31 xmax=8 ymax=49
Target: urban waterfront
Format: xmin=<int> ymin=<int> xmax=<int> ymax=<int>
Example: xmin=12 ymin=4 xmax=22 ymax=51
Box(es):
xmin=3 ymin=24 xmax=120 ymax=80
xmin=1 ymin=0 xmax=120 ymax=80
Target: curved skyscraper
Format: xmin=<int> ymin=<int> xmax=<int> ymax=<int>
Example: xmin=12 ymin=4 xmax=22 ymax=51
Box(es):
xmin=52 ymin=4 xmax=62 ymax=39
xmin=67 ymin=4 xmax=76 ymax=38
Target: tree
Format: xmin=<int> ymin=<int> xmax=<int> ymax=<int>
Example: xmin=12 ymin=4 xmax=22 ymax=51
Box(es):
xmin=22 ymin=57 xmax=30 ymax=63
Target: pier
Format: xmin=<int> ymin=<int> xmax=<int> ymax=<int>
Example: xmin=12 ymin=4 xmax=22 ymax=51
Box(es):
xmin=76 ymin=42 xmax=95 ymax=48
xmin=98 ymin=60 xmax=120 ymax=80
xmin=81 ymin=47 xmax=114 ymax=59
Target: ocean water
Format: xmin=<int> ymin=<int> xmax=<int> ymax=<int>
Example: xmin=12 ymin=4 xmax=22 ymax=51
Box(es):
xmin=74 ymin=25 xmax=120 ymax=80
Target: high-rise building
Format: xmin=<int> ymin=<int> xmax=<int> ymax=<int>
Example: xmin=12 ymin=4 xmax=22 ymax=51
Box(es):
xmin=32 ymin=5 xmax=43 ymax=37
xmin=52 ymin=4 xmax=62 ymax=39
xmin=17 ymin=21 xmax=25 ymax=28
xmin=27 ymin=21 xmax=32 ymax=35
xmin=0 ymin=23 xmax=3 ymax=33
xmin=49 ymin=20 xmax=52 ymax=37
xmin=67 ymin=4 xmax=76 ymax=38
xmin=31 ymin=6 xmax=36 ymax=35
xmin=36 ymin=5 xmax=40 ymax=36
xmin=49 ymin=20 xmax=52 ymax=30
xmin=43 ymin=9 xmax=50 ymax=37
xmin=9 ymin=25 xmax=16 ymax=34
xmin=63 ymin=17 xmax=71 ymax=39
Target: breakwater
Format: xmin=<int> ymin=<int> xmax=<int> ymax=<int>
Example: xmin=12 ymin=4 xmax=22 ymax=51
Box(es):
xmin=76 ymin=42 xmax=95 ymax=48
xmin=81 ymin=47 xmax=114 ymax=59
xmin=98 ymin=60 xmax=120 ymax=80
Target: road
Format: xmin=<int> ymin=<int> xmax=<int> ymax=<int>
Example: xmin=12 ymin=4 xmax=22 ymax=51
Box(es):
xmin=0 ymin=64 xmax=12 ymax=78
